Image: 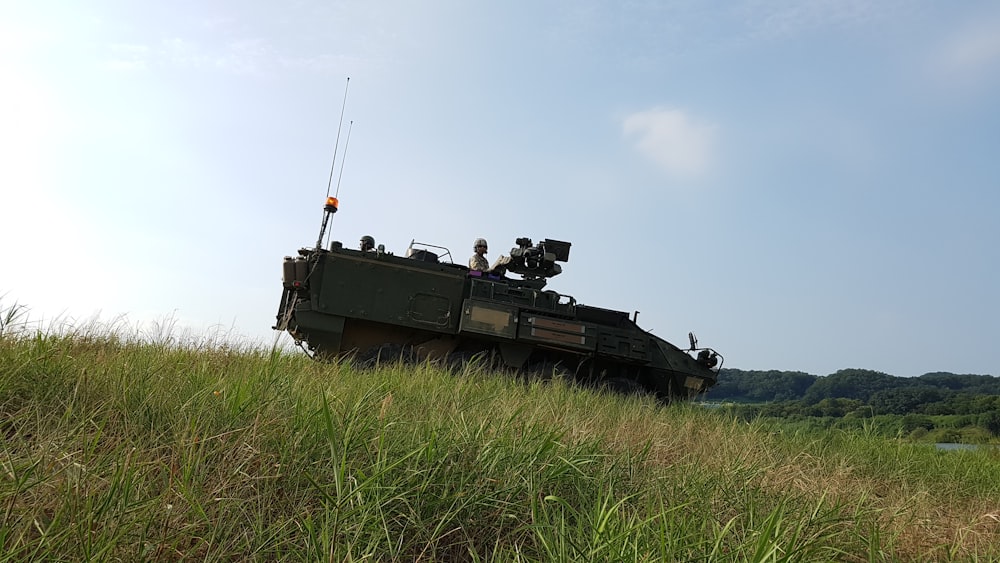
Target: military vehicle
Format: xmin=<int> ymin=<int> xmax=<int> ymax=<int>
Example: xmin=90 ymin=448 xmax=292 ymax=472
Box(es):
xmin=274 ymin=197 xmax=721 ymax=401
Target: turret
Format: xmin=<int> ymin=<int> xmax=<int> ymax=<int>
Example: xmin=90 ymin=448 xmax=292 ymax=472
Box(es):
xmin=501 ymin=238 xmax=571 ymax=289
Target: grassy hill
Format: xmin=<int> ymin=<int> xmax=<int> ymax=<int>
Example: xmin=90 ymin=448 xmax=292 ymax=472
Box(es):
xmin=3 ymin=326 xmax=1000 ymax=561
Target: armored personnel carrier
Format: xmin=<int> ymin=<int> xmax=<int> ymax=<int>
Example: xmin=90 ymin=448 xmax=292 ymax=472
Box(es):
xmin=274 ymin=197 xmax=721 ymax=401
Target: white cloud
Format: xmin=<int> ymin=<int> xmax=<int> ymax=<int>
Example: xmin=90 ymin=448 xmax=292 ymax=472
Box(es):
xmin=160 ymin=37 xmax=246 ymax=73
xmin=155 ymin=36 xmax=348 ymax=76
xmin=740 ymin=0 xmax=908 ymax=39
xmin=622 ymin=108 xmax=717 ymax=179
xmin=932 ymin=17 xmax=1000 ymax=77
xmin=103 ymin=43 xmax=149 ymax=72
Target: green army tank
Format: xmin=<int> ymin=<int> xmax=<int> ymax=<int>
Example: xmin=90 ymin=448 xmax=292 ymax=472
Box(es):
xmin=274 ymin=197 xmax=721 ymax=401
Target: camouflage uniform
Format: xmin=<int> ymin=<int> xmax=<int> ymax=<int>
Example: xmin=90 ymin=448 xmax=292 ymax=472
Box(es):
xmin=469 ymin=253 xmax=490 ymax=272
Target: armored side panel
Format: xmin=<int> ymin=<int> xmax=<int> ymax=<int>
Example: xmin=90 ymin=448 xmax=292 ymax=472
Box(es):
xmin=310 ymin=250 xmax=465 ymax=328
xmin=459 ymin=300 xmax=518 ymax=339
xmin=518 ymin=315 xmax=593 ymax=351
xmin=278 ymin=247 xmax=469 ymax=358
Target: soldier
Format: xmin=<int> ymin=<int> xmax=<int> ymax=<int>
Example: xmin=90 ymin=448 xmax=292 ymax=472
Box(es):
xmin=360 ymin=235 xmax=375 ymax=252
xmin=469 ymin=238 xmax=489 ymax=271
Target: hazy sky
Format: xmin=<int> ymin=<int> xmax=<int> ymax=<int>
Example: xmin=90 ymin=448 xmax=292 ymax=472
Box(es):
xmin=2 ymin=1 xmax=998 ymax=377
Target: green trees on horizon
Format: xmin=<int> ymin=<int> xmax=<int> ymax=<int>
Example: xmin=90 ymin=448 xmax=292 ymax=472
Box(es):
xmin=709 ymin=368 xmax=1000 ymax=442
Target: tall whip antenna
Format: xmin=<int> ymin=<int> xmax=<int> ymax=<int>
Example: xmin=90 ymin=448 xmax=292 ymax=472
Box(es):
xmin=315 ymin=77 xmax=351 ymax=250
xmin=325 ymin=77 xmax=351 ymax=200
xmin=334 ymin=121 xmax=353 ymax=199
xmin=325 ymin=120 xmax=354 ymax=248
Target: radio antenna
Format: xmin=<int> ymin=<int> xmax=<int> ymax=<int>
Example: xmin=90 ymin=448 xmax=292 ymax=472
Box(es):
xmin=325 ymin=77 xmax=351 ymax=200
xmin=334 ymin=120 xmax=353 ymax=199
xmin=315 ymin=77 xmax=351 ymax=251
xmin=325 ymin=120 xmax=354 ymax=248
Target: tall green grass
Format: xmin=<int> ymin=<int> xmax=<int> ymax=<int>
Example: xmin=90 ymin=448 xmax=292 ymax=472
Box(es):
xmin=2 ymin=311 xmax=1000 ymax=560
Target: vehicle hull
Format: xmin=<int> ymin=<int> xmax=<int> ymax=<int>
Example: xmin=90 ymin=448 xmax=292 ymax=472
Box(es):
xmin=275 ymin=243 xmax=719 ymax=401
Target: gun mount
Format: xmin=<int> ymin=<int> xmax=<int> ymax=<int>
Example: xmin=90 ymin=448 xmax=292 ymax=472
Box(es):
xmin=497 ymin=237 xmax=570 ymax=290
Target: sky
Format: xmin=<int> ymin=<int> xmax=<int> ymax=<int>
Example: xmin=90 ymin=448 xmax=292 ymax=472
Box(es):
xmin=2 ymin=0 xmax=998 ymax=378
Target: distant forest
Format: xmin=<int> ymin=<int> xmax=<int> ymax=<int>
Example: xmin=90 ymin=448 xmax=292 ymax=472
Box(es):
xmin=707 ymin=368 xmax=1000 ymax=418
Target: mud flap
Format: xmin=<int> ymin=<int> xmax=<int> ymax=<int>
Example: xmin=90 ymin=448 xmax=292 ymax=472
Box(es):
xmin=294 ymin=311 xmax=345 ymax=355
xmin=498 ymin=342 xmax=532 ymax=369
xmin=683 ymin=375 xmax=706 ymax=393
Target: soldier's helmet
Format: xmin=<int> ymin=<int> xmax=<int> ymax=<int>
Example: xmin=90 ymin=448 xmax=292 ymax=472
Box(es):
xmin=473 ymin=238 xmax=488 ymax=250
xmin=360 ymin=235 xmax=375 ymax=251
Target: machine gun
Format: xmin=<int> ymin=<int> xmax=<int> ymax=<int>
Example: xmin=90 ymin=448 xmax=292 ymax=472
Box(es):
xmin=500 ymin=238 xmax=571 ymax=289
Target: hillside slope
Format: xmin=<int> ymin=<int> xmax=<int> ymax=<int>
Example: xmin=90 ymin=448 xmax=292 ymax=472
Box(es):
xmin=2 ymin=332 xmax=1000 ymax=561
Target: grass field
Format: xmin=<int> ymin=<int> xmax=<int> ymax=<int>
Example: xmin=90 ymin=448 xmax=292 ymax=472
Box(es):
xmin=2 ymin=313 xmax=1000 ymax=561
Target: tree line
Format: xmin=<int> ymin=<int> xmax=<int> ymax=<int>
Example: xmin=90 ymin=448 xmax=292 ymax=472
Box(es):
xmin=707 ymin=368 xmax=1000 ymax=441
